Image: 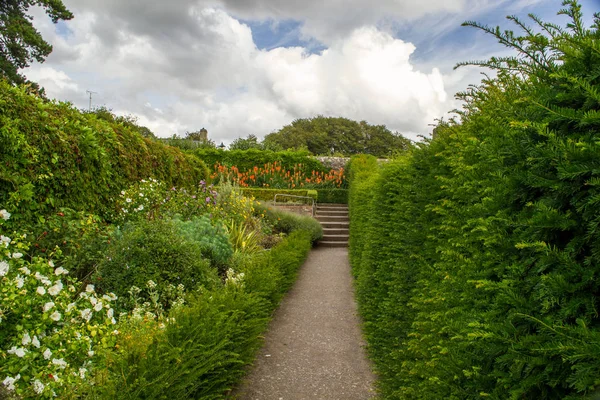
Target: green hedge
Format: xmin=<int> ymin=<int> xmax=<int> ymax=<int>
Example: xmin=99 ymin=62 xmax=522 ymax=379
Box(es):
xmin=0 ymin=81 xmax=209 ymax=228
xmin=239 ymin=188 xmax=318 ymax=202
xmin=315 ymin=188 xmax=348 ymax=204
xmin=194 ymin=148 xmax=329 ymax=174
xmin=348 ymin=6 xmax=600 ymax=399
xmin=94 ymin=230 xmax=313 ymax=399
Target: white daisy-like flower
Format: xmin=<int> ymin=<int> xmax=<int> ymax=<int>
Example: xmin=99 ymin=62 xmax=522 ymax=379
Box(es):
xmin=81 ymin=309 xmax=93 ymax=322
xmin=18 ymin=266 xmax=30 ymax=275
xmin=0 ymin=209 xmax=10 ymax=220
xmin=121 ymin=190 xmax=126 ymax=196
xmin=43 ymin=348 xmax=52 ymax=360
xmin=54 ymin=267 xmax=68 ymax=275
xmin=43 ymin=302 xmax=55 ymax=312
xmin=15 ymin=276 xmax=24 ymax=288
xmin=11 ymin=252 xmax=23 ymax=259
xmin=0 ymin=261 xmax=8 ymax=277
xmin=126 ymin=198 xmax=132 ymax=203
xmin=21 ymin=332 xmax=31 ymax=346
xmin=32 ymin=336 xmax=40 ymax=348
xmin=48 ymin=281 xmax=63 ymax=296
xmin=1 ymin=235 xmax=11 ymax=247
xmin=7 ymin=346 xmax=26 ymax=358
xmin=137 ymin=205 xmax=144 ymax=211
xmin=50 ymin=311 xmax=61 ymax=321
xmin=87 ymin=350 xmax=95 ymax=357
xmin=79 ymin=368 xmax=87 ymax=379
xmin=85 ymin=284 xmax=95 ymax=293
xmin=93 ymin=301 xmax=103 ymax=312
xmin=89 ymin=296 xmax=97 ymax=306
xmin=107 ymin=308 xmax=114 ymax=319
xmin=2 ymin=374 xmax=20 ymax=391
xmin=52 ymin=358 xmax=67 ymax=369
xmin=48 ymin=260 xmax=54 ymax=268
xmin=32 ymin=379 xmax=44 ymax=394
xmin=36 ymin=286 xmax=46 ymax=295
xmin=66 ymin=302 xmax=76 ymax=312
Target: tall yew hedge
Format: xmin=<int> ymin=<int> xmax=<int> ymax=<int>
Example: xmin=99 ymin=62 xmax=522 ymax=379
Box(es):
xmin=349 ymin=2 xmax=600 ymax=398
xmin=0 ymin=81 xmax=209 ymax=226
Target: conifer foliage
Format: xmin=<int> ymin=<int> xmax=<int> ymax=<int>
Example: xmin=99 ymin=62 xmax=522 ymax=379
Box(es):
xmin=349 ymin=2 xmax=600 ymax=398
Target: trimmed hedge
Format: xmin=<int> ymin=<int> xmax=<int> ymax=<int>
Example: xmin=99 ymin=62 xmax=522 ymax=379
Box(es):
xmin=0 ymin=81 xmax=209 ymax=227
xmin=348 ymin=7 xmax=600 ymax=399
xmin=193 ymin=148 xmax=329 ymax=174
xmin=315 ymin=188 xmax=348 ymax=204
xmin=239 ymin=188 xmax=318 ymax=202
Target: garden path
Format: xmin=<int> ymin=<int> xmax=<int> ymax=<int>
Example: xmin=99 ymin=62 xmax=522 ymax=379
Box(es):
xmin=232 ymin=246 xmax=376 ymax=400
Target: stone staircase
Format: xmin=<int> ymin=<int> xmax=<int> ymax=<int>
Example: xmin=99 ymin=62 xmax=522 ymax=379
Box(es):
xmin=315 ymin=203 xmax=349 ymax=248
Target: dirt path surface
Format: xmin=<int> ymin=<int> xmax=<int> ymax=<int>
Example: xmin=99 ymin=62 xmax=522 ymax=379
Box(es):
xmin=232 ymin=247 xmax=376 ymax=400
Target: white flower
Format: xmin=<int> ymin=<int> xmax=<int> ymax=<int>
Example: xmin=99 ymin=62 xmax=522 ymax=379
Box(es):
xmin=137 ymin=205 xmax=144 ymax=211
xmin=139 ymin=193 xmax=144 ymax=197
xmin=0 ymin=209 xmax=10 ymax=220
xmin=15 ymin=276 xmax=24 ymax=288
xmin=36 ymin=286 xmax=46 ymax=295
xmin=34 ymin=272 xmax=51 ymax=285
xmin=22 ymin=332 xmax=31 ymax=346
xmin=121 ymin=190 xmax=126 ymax=195
xmin=87 ymin=350 xmax=95 ymax=357
xmin=126 ymin=198 xmax=132 ymax=203
xmin=85 ymin=284 xmax=95 ymax=293
xmin=52 ymin=358 xmax=67 ymax=369
xmin=43 ymin=302 xmax=55 ymax=312
xmin=7 ymin=346 xmax=26 ymax=358
xmin=48 ymin=280 xmax=63 ymax=296
xmin=107 ymin=308 xmax=114 ymax=319
xmin=50 ymin=311 xmax=61 ymax=321
xmin=43 ymin=348 xmax=52 ymax=360
xmin=48 ymin=260 xmax=55 ymax=268
xmin=94 ymin=301 xmax=103 ymax=312
xmin=11 ymin=252 xmax=23 ymax=259
xmin=1 ymin=235 xmax=11 ymax=247
xmin=32 ymin=379 xmax=45 ymax=394
xmin=3 ymin=374 xmax=20 ymax=391
xmin=79 ymin=368 xmax=87 ymax=379
xmin=89 ymin=296 xmax=98 ymax=306
xmin=66 ymin=302 xmax=76 ymax=312
xmin=32 ymin=336 xmax=40 ymax=348
xmin=81 ymin=309 xmax=93 ymax=322
xmin=111 ymin=317 xmax=117 ymax=324
xmin=0 ymin=261 xmax=8 ymax=277
xmin=54 ymin=267 xmax=68 ymax=275
xmin=18 ymin=266 xmax=30 ymax=275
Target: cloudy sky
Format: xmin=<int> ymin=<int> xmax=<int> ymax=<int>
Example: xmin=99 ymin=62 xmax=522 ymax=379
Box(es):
xmin=24 ymin=0 xmax=599 ymax=143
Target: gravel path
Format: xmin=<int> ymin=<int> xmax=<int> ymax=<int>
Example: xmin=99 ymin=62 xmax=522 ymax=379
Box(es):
xmin=232 ymin=247 xmax=376 ymax=400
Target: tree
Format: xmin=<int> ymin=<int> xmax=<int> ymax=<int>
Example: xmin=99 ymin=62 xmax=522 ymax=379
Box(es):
xmin=0 ymin=0 xmax=73 ymax=86
xmin=229 ymin=134 xmax=264 ymax=150
xmin=263 ymin=116 xmax=411 ymax=157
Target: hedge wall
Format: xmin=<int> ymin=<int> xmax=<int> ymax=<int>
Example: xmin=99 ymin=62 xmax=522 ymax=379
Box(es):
xmin=0 ymin=81 xmax=208 ymax=227
xmin=315 ymin=188 xmax=348 ymax=204
xmin=193 ymin=148 xmax=329 ymax=174
xmin=239 ymin=188 xmax=318 ymax=202
xmin=348 ymin=6 xmax=600 ymax=399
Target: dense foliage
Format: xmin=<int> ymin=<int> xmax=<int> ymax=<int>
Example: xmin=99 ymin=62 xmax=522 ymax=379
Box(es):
xmin=349 ymin=2 xmax=600 ymax=399
xmin=263 ymin=116 xmax=411 ymax=157
xmin=0 ymin=81 xmax=209 ymax=229
xmin=0 ymin=0 xmax=73 ymax=87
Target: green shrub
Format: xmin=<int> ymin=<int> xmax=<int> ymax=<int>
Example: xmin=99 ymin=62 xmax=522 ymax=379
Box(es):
xmin=315 ymin=188 xmax=348 ymax=204
xmin=256 ymin=203 xmax=323 ymax=243
xmin=95 ymin=218 xmax=219 ymax=310
xmin=172 ymin=216 xmax=233 ymax=269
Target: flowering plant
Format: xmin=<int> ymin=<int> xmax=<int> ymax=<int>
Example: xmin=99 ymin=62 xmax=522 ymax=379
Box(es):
xmin=0 ymin=212 xmax=118 ymax=398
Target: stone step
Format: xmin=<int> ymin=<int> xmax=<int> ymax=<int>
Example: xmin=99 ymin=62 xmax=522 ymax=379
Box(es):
xmin=322 ymin=227 xmax=349 ymax=235
xmin=318 ymin=241 xmax=349 ymax=248
xmin=321 ymin=234 xmax=349 ymax=242
xmin=315 ymin=210 xmax=349 ymax=217
xmin=319 ymin=221 xmax=349 ymax=229
xmin=316 ymin=204 xmax=348 ymax=211
xmin=315 ymin=215 xmax=350 ymax=223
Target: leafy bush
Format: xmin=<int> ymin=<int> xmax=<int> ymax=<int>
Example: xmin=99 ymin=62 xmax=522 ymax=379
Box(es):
xmin=349 ymin=3 xmax=600 ymax=399
xmin=257 ymin=204 xmax=323 ymax=243
xmin=172 ymin=216 xmax=233 ymax=269
xmin=239 ymin=188 xmax=318 ymax=202
xmin=95 ymin=218 xmax=219 ymax=310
